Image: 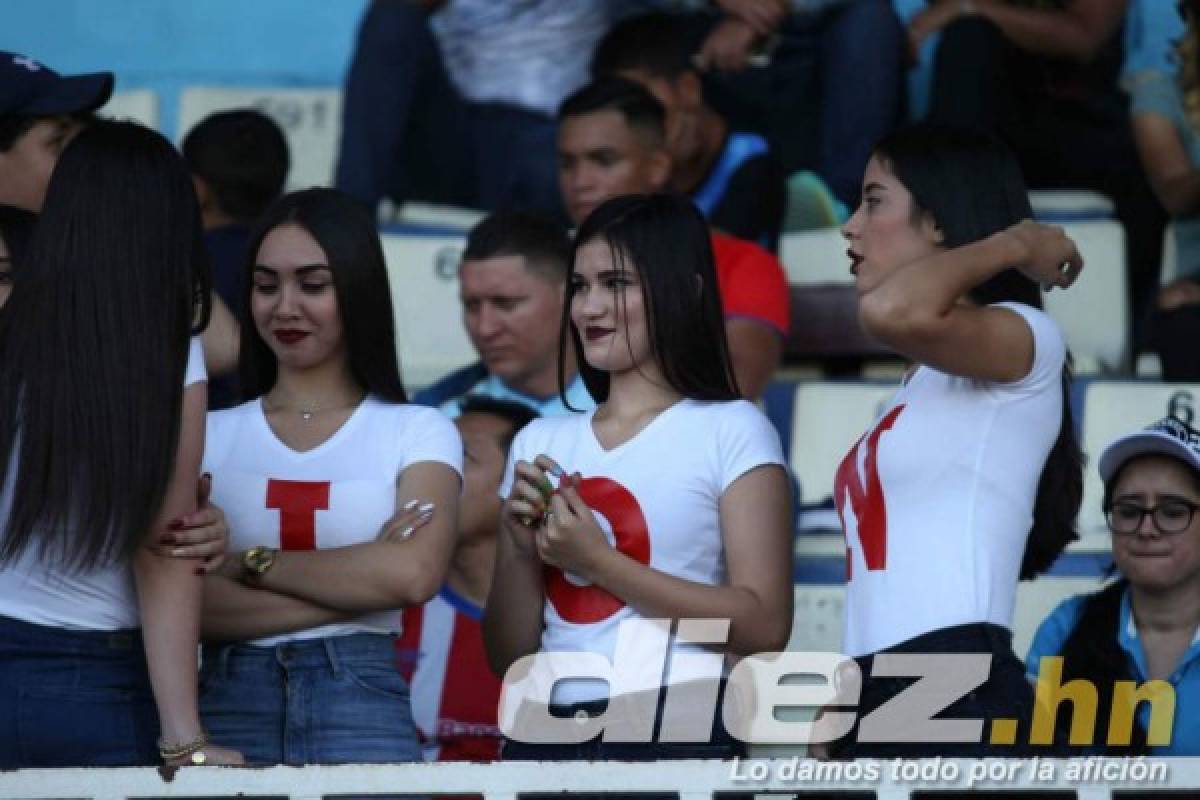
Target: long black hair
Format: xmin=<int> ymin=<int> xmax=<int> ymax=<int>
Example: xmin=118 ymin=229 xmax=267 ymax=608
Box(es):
xmin=237 ymin=188 xmax=407 ymax=404
xmin=0 ymin=119 xmax=211 ymax=570
xmin=874 ymin=123 xmax=1084 ymax=579
xmin=559 ymin=193 xmax=739 ymax=405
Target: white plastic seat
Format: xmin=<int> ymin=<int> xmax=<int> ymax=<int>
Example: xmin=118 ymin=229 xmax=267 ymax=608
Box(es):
xmin=379 ymin=233 xmax=476 ymax=391
xmin=789 ymin=382 xmax=897 ymax=509
xmin=779 ymin=227 xmax=851 ymax=286
xmin=1043 ymin=220 xmax=1128 ymax=373
xmin=1028 ymin=189 xmax=1115 ymax=221
xmin=177 ymin=86 xmax=342 ymax=190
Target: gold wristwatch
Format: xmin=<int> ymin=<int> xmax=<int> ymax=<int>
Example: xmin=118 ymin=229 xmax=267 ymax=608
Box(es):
xmin=242 ymin=545 xmax=278 ymax=578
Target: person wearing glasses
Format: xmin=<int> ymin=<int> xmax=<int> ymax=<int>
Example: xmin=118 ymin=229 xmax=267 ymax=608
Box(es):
xmin=1025 ymin=415 xmax=1200 ymax=755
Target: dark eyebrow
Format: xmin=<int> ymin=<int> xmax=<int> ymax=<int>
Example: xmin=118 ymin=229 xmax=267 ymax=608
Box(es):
xmin=863 ymin=182 xmax=887 ymax=194
xmin=1112 ymin=492 xmax=1199 ymax=504
xmin=596 ymin=270 xmax=630 ymax=281
xmin=253 ymin=264 xmax=331 ymax=276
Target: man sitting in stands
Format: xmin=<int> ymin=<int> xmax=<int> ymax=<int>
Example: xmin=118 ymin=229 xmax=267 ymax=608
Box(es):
xmin=414 ymin=211 xmax=594 ymax=416
xmin=591 ymin=12 xmax=786 ymax=252
xmin=556 ymin=77 xmax=789 ymax=399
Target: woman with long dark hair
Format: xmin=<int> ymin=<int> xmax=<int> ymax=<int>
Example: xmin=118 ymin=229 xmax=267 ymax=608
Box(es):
xmin=0 ymin=120 xmax=241 ymax=767
xmin=1027 ymin=415 xmax=1200 ymax=754
xmin=823 ymin=123 xmax=1085 ymax=758
xmin=198 ymin=187 xmax=462 ymax=765
xmin=484 ymin=193 xmax=794 ymax=759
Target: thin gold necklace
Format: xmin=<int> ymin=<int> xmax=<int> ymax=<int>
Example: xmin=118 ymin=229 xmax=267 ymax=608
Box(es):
xmin=263 ymin=390 xmax=365 ymax=421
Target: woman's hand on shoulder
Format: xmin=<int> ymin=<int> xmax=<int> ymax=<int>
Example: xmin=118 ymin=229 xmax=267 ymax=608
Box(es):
xmin=144 ymin=473 xmax=229 ymax=574
xmin=1003 ymin=220 xmax=1083 ymax=291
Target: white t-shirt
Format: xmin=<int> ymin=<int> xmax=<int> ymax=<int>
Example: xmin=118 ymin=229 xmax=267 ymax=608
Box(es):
xmin=0 ymin=337 xmax=207 ymax=630
xmin=203 ymin=395 xmax=463 ymax=647
xmin=834 ymin=303 xmax=1066 ymax=657
xmin=499 ymin=398 xmax=786 ymax=705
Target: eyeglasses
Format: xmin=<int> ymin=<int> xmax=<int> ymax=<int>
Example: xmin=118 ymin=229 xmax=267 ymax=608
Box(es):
xmin=1106 ymin=500 xmax=1200 ymax=535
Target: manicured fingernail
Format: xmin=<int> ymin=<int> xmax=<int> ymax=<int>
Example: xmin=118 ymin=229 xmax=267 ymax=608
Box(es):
xmin=168 ymin=519 xmax=184 ymax=531
xmin=546 ymin=463 xmax=565 ymax=479
xmin=418 ymin=502 xmax=435 ymax=514
xmin=160 ymin=534 xmax=176 ymax=545
xmin=400 ymin=525 xmax=414 ymax=538
xmin=403 ymin=499 xmax=419 ymax=511
xmin=172 ymin=548 xmax=185 ymax=558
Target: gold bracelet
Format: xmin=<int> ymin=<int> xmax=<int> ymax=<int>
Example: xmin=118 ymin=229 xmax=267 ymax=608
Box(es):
xmin=158 ymin=730 xmax=209 ymax=761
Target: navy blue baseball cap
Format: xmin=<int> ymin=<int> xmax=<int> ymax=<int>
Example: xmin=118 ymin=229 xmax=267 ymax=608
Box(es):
xmin=0 ymin=51 xmax=113 ymax=117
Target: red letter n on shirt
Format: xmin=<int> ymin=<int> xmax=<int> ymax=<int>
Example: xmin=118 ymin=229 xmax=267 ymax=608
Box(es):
xmin=833 ymin=405 xmax=904 ymax=578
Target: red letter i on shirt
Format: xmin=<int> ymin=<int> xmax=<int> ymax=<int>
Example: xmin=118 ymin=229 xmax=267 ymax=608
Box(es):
xmin=265 ymin=479 xmax=331 ymax=551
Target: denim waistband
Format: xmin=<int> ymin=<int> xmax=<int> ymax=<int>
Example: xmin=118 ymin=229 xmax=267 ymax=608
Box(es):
xmin=0 ymin=613 xmax=142 ymax=655
xmin=201 ymin=632 xmax=397 ymax=678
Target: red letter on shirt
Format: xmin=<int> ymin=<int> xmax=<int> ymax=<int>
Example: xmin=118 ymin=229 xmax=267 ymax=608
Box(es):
xmin=834 ymin=405 xmax=904 ymax=577
xmin=547 ymin=477 xmax=651 ymax=625
xmin=265 ymin=479 xmax=331 ymax=551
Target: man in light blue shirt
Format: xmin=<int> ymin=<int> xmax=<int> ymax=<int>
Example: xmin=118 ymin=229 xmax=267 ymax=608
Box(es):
xmin=414 ymin=211 xmax=595 ymax=419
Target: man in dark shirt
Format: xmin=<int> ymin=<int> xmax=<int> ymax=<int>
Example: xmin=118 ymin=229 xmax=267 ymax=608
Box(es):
xmin=592 ymin=12 xmax=786 ymax=251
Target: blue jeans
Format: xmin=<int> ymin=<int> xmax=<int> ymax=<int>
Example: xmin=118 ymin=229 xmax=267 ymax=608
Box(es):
xmin=200 ymin=633 xmax=420 ymax=766
xmin=0 ymin=615 xmax=159 ymax=768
